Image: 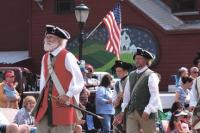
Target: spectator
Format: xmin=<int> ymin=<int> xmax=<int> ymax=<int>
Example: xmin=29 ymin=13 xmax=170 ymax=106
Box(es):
xmin=0 ymin=111 xmax=29 ymax=133
xmin=14 ymin=96 xmax=36 ymax=133
xmin=176 ymin=67 xmax=189 ymax=88
xmin=190 ymin=67 xmax=199 ymax=79
xmin=171 ymin=102 xmax=184 ymax=113
xmin=0 ymin=70 xmax=20 ymax=109
xmin=167 ymin=110 xmax=190 ymax=133
xmin=193 ymin=52 xmax=200 ymax=70
xmin=79 ymin=88 xmax=97 ymax=132
xmin=96 ymin=74 xmax=115 ymax=133
xmin=80 ymin=88 xmax=90 ymax=108
xmin=175 ymin=76 xmax=193 ymax=108
xmin=85 ymin=64 xmax=100 ymax=90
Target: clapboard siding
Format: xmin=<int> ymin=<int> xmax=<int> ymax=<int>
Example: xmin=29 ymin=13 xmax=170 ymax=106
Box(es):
xmin=0 ymin=0 xmax=29 ymax=51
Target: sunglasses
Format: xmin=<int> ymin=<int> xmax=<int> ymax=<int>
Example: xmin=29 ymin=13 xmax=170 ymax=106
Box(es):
xmin=193 ymin=72 xmax=199 ymax=74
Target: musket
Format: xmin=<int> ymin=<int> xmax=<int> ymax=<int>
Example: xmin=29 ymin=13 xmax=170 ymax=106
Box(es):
xmin=49 ymin=94 xmax=104 ymax=120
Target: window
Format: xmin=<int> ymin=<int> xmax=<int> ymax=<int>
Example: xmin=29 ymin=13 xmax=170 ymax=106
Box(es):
xmin=54 ymin=0 xmax=74 ymax=14
xmin=172 ymin=0 xmax=197 ymax=13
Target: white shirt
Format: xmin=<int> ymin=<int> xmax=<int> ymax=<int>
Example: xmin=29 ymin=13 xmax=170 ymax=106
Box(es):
xmin=121 ymin=66 xmax=162 ymax=114
xmin=190 ymin=79 xmax=198 ymax=107
xmin=40 ymin=46 xmax=85 ymax=104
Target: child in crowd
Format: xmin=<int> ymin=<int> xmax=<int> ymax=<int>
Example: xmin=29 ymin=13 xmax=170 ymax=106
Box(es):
xmin=174 ymin=111 xmax=190 ymax=133
xmin=14 ymin=96 xmax=36 ymax=133
xmin=168 ymin=109 xmax=191 ymax=133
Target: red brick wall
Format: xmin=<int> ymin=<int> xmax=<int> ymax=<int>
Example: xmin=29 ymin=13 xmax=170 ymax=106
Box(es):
xmin=29 ymin=0 xmax=200 ymax=91
xmin=0 ymin=0 xmax=29 ymax=51
xmin=125 ymin=1 xmax=200 ymax=90
xmin=30 ymin=0 xmax=117 ymax=73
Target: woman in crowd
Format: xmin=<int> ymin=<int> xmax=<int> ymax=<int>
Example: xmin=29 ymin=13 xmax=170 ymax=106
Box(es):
xmin=0 ymin=70 xmax=20 ymax=109
xmin=96 ymin=74 xmax=115 ymax=133
xmin=175 ymin=76 xmax=193 ymax=108
xmin=189 ymin=67 xmax=199 ymax=79
xmin=176 ymin=67 xmax=189 ymax=88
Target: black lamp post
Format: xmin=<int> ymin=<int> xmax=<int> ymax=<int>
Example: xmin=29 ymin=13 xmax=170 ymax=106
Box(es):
xmin=75 ymin=3 xmax=89 ymax=60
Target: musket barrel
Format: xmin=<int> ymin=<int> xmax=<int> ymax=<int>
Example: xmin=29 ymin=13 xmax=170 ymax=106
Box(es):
xmin=49 ymin=94 xmax=104 ymax=120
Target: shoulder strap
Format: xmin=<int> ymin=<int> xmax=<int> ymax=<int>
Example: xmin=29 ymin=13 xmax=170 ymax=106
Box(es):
xmin=47 ymin=54 xmax=66 ymax=96
xmin=130 ymin=69 xmax=153 ymax=97
xmin=42 ymin=54 xmax=57 ymax=91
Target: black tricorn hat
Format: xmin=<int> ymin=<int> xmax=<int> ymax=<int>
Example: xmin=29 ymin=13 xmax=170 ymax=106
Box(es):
xmin=45 ymin=24 xmax=70 ymax=39
xmin=111 ymin=60 xmax=132 ymax=72
xmin=193 ymin=52 xmax=200 ymax=65
xmin=133 ymin=47 xmax=154 ymax=60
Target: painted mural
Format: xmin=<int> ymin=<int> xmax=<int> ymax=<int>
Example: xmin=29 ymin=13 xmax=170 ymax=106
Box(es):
xmin=67 ymin=25 xmax=159 ymax=72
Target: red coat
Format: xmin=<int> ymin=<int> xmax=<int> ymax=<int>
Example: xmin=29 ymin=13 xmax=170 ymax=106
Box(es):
xmin=35 ymin=49 xmax=75 ymax=125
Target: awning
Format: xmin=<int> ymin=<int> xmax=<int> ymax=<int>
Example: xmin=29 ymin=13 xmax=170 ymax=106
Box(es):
xmin=0 ymin=51 xmax=30 ymax=64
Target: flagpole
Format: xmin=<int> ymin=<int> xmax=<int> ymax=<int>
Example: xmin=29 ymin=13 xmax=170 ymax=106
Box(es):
xmin=85 ymin=21 xmax=103 ymax=39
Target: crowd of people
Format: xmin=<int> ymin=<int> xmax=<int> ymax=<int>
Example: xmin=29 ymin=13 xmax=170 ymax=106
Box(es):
xmin=162 ymin=53 xmax=200 ymax=133
xmin=1 ymin=24 xmax=200 ymax=133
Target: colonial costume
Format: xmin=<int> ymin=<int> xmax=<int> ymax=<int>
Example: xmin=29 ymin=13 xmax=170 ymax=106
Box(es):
xmin=32 ymin=25 xmax=84 ymax=133
xmin=112 ymin=60 xmax=132 ymax=133
xmin=121 ymin=48 xmax=162 ymax=133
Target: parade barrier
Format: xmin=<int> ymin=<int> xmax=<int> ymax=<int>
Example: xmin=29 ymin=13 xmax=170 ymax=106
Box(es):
xmin=159 ymin=92 xmax=176 ymax=110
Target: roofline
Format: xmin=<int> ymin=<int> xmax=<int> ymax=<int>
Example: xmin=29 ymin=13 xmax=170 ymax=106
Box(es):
xmin=123 ymin=0 xmax=200 ymax=35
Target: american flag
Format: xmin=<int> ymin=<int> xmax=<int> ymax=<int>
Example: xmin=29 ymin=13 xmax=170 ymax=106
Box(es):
xmin=103 ymin=2 xmax=121 ymax=60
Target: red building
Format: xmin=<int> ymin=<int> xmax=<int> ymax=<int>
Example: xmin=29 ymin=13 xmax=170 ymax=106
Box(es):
xmin=0 ymin=0 xmax=200 ymax=91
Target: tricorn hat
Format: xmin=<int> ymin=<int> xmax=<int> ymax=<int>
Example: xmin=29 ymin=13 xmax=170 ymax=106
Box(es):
xmin=111 ymin=60 xmax=132 ymax=72
xmin=45 ymin=24 xmax=70 ymax=39
xmin=133 ymin=47 xmax=154 ymax=60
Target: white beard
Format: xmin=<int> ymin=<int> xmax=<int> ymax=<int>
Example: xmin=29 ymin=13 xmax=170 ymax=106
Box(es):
xmin=44 ymin=42 xmax=59 ymax=52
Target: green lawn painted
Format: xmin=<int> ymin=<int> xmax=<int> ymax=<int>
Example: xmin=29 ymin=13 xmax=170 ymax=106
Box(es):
xmin=73 ymin=40 xmax=134 ymax=72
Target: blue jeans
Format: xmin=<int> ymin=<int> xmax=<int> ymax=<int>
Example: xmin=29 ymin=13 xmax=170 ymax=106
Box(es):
xmin=100 ymin=114 xmax=112 ymax=133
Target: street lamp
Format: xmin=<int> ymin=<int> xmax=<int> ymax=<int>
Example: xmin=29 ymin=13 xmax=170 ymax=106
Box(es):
xmin=75 ymin=3 xmax=89 ymax=60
